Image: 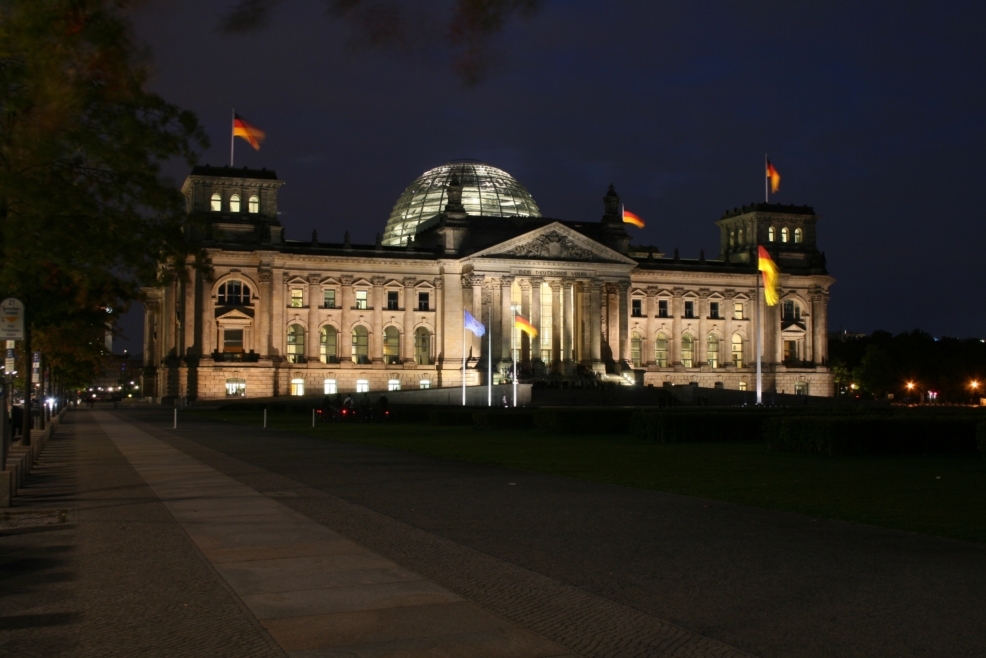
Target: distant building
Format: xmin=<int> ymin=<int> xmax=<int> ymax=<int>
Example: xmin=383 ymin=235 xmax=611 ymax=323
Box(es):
xmin=142 ymin=161 xmax=835 ymax=400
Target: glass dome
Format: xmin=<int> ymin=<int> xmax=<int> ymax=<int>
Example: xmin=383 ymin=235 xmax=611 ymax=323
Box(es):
xmin=382 ymin=160 xmax=541 ymax=246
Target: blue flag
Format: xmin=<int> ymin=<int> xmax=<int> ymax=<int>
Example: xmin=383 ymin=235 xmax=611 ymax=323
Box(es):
xmin=464 ymin=310 xmax=485 ymax=337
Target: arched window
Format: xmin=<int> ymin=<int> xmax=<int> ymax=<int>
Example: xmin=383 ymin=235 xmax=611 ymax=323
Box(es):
xmin=630 ymin=331 xmax=642 ymax=367
xmin=229 ymin=194 xmax=241 ymax=213
xmin=286 ymin=324 xmax=305 ymax=363
xmin=780 ymin=227 xmax=789 ymax=243
xmin=655 ymin=332 xmax=669 ymax=367
xmin=352 ymin=326 xmax=369 ymax=364
xmin=768 ymin=226 xmax=775 ymax=242
xmin=707 ymin=333 xmax=719 ymax=368
xmin=383 ymin=326 xmax=401 ymax=364
xmin=217 ymin=280 xmax=251 ymax=305
xmin=794 ymin=227 xmax=803 ymax=244
xmin=248 ymin=194 xmax=259 ymax=213
xmin=782 ymin=300 xmax=802 ymax=321
xmin=729 ymin=230 xmax=736 ymax=247
xmin=210 ymin=193 xmax=222 ymax=212
xmin=732 ymin=334 xmax=743 ymax=367
xmin=681 ymin=334 xmax=694 ymax=368
xmin=320 ymin=326 xmax=337 ymax=363
xmin=414 ymin=327 xmax=432 ymax=365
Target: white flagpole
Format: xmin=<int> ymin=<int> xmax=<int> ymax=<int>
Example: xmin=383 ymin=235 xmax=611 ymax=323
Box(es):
xmin=231 ymin=109 xmax=236 ymax=167
xmin=512 ymin=307 xmax=517 ymax=407
xmin=462 ymin=314 xmax=466 ymax=406
xmin=488 ymin=306 xmax=492 ymax=407
xmin=764 ymin=153 xmax=768 ymax=203
xmin=756 ymin=265 xmax=763 ymax=405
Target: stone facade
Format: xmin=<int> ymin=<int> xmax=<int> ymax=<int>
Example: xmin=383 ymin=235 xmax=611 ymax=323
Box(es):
xmin=143 ymin=166 xmax=835 ymax=401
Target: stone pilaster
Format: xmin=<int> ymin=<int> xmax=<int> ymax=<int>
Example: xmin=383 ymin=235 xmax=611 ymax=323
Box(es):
xmin=257 ymin=268 xmax=272 ymax=357
xmin=589 ymin=281 xmax=603 ymax=369
xmin=520 ymin=279 xmax=531 ymax=363
xmin=645 ymin=287 xmax=657 ymax=366
xmin=340 ymin=274 xmax=355 ymax=363
xmin=550 ymin=280 xmax=562 ymax=371
xmin=500 ymin=276 xmax=514 ymax=364
xmin=307 ymin=273 xmax=321 ymax=360
xmin=402 ymin=277 xmax=416 ymax=363
xmin=617 ymin=280 xmax=629 ymax=364
xmin=671 ymin=287 xmax=684 ymax=365
xmin=371 ymin=276 xmax=385 ymax=363
xmin=530 ymin=277 xmax=543 ymax=366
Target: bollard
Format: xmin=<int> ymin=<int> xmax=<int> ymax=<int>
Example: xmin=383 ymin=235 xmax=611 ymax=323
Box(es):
xmin=312 ymin=408 xmax=315 ymax=428
xmin=263 ymin=409 xmax=267 ymax=428
xmin=173 ymin=408 xmax=177 ymax=429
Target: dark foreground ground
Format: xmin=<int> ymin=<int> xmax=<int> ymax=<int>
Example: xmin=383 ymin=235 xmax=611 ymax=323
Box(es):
xmin=2 ymin=406 xmax=984 ymax=657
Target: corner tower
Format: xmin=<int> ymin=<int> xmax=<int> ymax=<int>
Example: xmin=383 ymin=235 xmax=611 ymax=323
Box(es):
xmin=181 ymin=165 xmax=286 ymax=245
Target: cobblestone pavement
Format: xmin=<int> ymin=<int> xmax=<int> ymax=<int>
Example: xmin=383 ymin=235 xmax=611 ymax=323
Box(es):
xmin=126 ymin=407 xmax=986 ymax=658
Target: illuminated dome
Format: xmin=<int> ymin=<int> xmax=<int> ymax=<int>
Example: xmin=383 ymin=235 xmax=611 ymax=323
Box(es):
xmin=382 ymin=160 xmax=541 ymax=246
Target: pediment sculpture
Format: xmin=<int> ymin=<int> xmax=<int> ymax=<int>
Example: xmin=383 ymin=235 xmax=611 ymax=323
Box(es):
xmin=499 ymin=231 xmax=597 ymax=261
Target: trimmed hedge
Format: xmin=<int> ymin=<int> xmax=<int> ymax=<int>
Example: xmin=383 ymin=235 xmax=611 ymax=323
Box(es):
xmin=534 ymin=408 xmax=636 ymax=435
xmin=473 ymin=410 xmax=536 ymax=430
xmin=427 ymin=409 xmax=476 ymax=425
xmin=977 ymin=422 xmax=986 ymax=460
xmin=630 ymin=410 xmax=770 ymax=443
xmin=765 ymin=416 xmax=980 ymax=456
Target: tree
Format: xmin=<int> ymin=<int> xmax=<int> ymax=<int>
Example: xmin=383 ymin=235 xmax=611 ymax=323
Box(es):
xmin=0 ymin=0 xmax=207 ymax=413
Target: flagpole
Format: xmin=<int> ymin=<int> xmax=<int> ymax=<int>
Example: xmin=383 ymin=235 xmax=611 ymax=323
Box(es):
xmin=231 ymin=109 xmax=236 ymax=167
xmin=512 ymin=306 xmax=517 ymax=407
xmin=488 ymin=306 xmax=492 ymax=407
xmin=461 ymin=314 xmax=466 ymax=406
xmin=764 ymin=153 xmax=768 ymax=203
xmin=756 ymin=263 xmax=763 ymax=405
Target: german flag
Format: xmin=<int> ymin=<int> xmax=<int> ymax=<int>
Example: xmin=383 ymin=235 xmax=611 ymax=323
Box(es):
xmin=622 ymin=208 xmax=645 ymax=229
xmin=757 ymin=246 xmax=779 ymax=306
xmin=766 ymin=160 xmax=781 ymax=194
xmin=233 ymin=113 xmax=265 ymax=150
xmin=515 ymin=314 xmax=538 ymax=338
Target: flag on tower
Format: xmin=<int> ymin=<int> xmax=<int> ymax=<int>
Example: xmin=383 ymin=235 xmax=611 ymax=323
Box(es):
xmin=233 ymin=113 xmax=266 ymax=150
xmin=757 ymin=246 xmax=779 ymax=306
xmin=464 ymin=310 xmax=486 ymax=337
xmin=766 ymin=159 xmax=781 ymax=194
xmin=622 ymin=208 xmax=645 ymax=228
xmin=514 ymin=315 xmax=538 ymax=338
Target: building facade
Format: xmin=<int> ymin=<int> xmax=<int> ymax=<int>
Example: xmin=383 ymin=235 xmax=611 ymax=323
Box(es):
xmin=142 ymin=161 xmax=835 ymax=400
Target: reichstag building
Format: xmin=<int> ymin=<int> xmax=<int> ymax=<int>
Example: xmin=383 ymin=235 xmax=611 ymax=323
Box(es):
xmin=142 ymin=160 xmax=835 ymax=400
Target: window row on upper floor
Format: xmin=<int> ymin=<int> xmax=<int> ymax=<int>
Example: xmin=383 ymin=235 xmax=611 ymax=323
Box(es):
xmin=631 ymin=299 xmax=746 ymax=320
xmin=212 ymin=279 xmax=432 ymax=311
xmin=729 ymin=226 xmax=804 ymax=247
xmin=210 ymin=193 xmax=260 ymax=213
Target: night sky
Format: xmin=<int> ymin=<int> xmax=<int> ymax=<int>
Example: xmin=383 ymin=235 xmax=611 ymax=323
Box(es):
xmin=113 ymin=0 xmax=986 ymax=352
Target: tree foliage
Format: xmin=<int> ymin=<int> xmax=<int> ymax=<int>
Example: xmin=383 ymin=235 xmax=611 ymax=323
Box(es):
xmin=0 ymin=0 xmax=207 ymax=386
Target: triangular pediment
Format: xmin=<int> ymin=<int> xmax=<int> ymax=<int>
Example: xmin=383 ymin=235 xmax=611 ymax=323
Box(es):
xmin=214 ymin=307 xmax=255 ymax=320
xmin=468 ymin=223 xmax=635 ymax=265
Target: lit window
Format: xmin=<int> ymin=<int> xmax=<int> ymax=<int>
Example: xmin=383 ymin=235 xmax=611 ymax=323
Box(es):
xmin=784 ymin=340 xmax=799 ymax=362
xmin=631 ymin=299 xmax=642 ymax=317
xmin=419 ymin=379 xmax=431 ymax=389
xmin=729 ymin=230 xmax=736 ymax=247
xmin=781 ymin=227 xmax=789 ymax=243
xmin=732 ymin=334 xmax=743 ymax=367
xmin=324 ymin=379 xmax=337 ymax=395
xmin=733 ymin=302 xmax=743 ymax=320
xmin=355 ymin=290 xmax=368 ymax=310
xmin=290 ymin=289 xmax=303 ymax=308
xmin=218 ymin=280 xmax=251 ymax=305
xmin=387 ymin=291 xmax=399 ymax=310
xmin=658 ymin=300 xmax=669 ymax=318
xmin=383 ymin=326 xmax=400 ymax=364
xmin=323 ymin=289 xmax=335 ymax=309
xmin=210 ymin=193 xmax=222 ymax=212
xmin=356 ymin=379 xmax=369 ymax=393
xmin=795 ymin=381 xmax=809 ymax=396
xmin=655 ymin=332 xmax=668 ymax=367
xmin=681 ymin=334 xmax=694 ymax=368
xmin=223 ymin=329 xmax=243 ymax=353
xmin=225 ymin=378 xmax=246 ymax=397
xmin=768 ymin=226 xmax=775 ymax=242
xmin=783 ymin=300 xmax=802 ymax=321
xmin=684 ymin=301 xmax=695 ymax=318
xmin=794 ymin=227 xmax=803 ymax=244
xmin=630 ymin=332 xmax=642 ymax=367
xmin=709 ymin=302 xmax=720 ymax=319
xmin=286 ymin=324 xmax=305 ymax=363
xmin=738 ymin=228 xmax=745 ymax=244
xmin=230 ymin=194 xmax=241 ymax=213
xmin=414 ymin=327 xmax=431 ymax=365
xmin=320 ymin=326 xmax=337 ymax=363
xmin=707 ymin=333 xmax=719 ymax=368
xmin=388 ymin=379 xmax=401 ymax=392
xmin=418 ymin=292 xmax=429 ymax=311
xmin=352 ymin=326 xmax=369 ymax=363
xmin=290 ymin=378 xmax=304 ymax=396
xmin=248 ymin=194 xmax=259 ymax=213
xmin=739 ymin=381 xmax=748 ymax=391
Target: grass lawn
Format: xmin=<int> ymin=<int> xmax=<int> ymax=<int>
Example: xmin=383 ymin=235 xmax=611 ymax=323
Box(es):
xmin=189 ymin=409 xmax=986 ymax=544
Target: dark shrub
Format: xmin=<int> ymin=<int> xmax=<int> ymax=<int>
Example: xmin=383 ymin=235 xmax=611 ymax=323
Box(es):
xmin=473 ymin=410 xmax=535 ymax=429
xmin=631 ymin=410 xmax=770 ymax=443
xmin=428 ymin=409 xmax=476 ymax=425
xmin=534 ymin=408 xmax=635 ymax=435
xmin=766 ymin=416 xmax=979 ymax=456
xmin=387 ymin=406 xmax=431 ymax=423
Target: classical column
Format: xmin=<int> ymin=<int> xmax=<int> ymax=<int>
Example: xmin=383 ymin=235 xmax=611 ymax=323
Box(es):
xmin=143 ymin=301 xmax=157 ymax=366
xmin=257 ymin=268 xmax=272 ymax=357
xmin=340 ymin=275 xmax=354 ymax=363
xmin=617 ymin=280 xmax=629 ymax=364
xmin=589 ymin=281 xmax=603 ymax=367
xmin=183 ymin=266 xmax=196 ymax=356
xmin=550 ymin=280 xmax=562 ymax=371
xmin=562 ymin=279 xmax=575 ymax=368
xmin=723 ymin=290 xmax=734 ymax=366
xmin=371 ymin=276 xmax=385 ymax=363
xmin=307 ymin=273 xmax=321 ymax=360
xmin=577 ymin=282 xmax=589 ymax=362
xmin=435 ymin=276 xmax=447 ymax=366
xmin=402 ymin=277 xmax=415 ymax=363
xmin=520 ymin=279 xmax=531 ymax=363
xmin=671 ymin=287 xmax=683 ymax=365
xmin=471 ymin=275 xmax=484 ymax=359
xmin=812 ymin=289 xmax=829 ymax=364
xmin=530 ymin=277 xmax=542 ymax=365
xmin=500 ymin=276 xmax=514 ymax=363
xmin=645 ymin=287 xmax=657 ymax=366
xmin=697 ymin=289 xmax=709 ymax=367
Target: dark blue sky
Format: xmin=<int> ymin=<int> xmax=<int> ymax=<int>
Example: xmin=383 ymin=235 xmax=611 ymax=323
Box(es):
xmin=114 ymin=0 xmax=985 ymax=351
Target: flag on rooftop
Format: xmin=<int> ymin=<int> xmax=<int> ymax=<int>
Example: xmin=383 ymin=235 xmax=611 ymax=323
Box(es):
xmin=514 ymin=315 xmax=537 ymax=338
xmin=622 ymin=208 xmax=645 ymax=229
xmin=766 ymin=159 xmax=781 ymax=194
xmin=464 ymin=310 xmax=485 ymax=337
xmin=758 ymin=246 xmax=779 ymax=306
xmin=233 ymin=113 xmax=265 ymax=150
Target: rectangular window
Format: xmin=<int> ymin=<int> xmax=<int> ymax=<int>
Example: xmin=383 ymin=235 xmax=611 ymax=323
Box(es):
xmin=658 ymin=300 xmax=669 ymax=318
xmin=795 ymin=381 xmax=809 ymax=396
xmin=290 ymin=289 xmax=303 ymax=308
xmin=223 ymin=329 xmax=243 ymax=352
xmin=388 ymin=379 xmax=401 ymax=392
xmin=323 ymin=289 xmax=336 ymax=309
xmin=356 ymin=379 xmax=369 ymax=393
xmin=709 ymin=302 xmax=720 ymax=319
xmin=418 ymin=292 xmax=429 ymax=311
xmin=739 ymin=381 xmax=748 ymax=391
xmin=324 ymin=379 xmax=337 ymax=395
xmin=290 ymin=379 xmax=304 ymax=396
xmin=225 ymin=378 xmax=246 ymax=397
xmin=734 ymin=302 xmax=744 ymax=320
xmin=684 ymin=301 xmax=695 ymax=318
xmin=355 ymin=290 xmax=368 ymax=310
xmin=387 ymin=291 xmax=399 ymax=310
xmin=784 ymin=340 xmax=799 ymax=361
xmin=419 ymin=380 xmax=431 ymax=389
xmin=631 ymin=299 xmax=642 ymax=317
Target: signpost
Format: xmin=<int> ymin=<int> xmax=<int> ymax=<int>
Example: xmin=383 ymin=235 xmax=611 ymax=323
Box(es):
xmin=0 ymin=298 xmax=24 ymax=340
